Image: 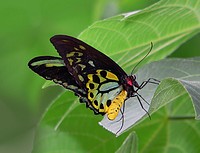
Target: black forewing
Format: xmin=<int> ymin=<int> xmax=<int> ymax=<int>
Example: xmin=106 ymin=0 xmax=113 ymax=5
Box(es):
xmin=28 ymin=56 xmax=101 ymax=114
xmin=28 ymin=56 xmax=85 ymax=96
xmin=50 ymin=35 xmax=128 ymax=88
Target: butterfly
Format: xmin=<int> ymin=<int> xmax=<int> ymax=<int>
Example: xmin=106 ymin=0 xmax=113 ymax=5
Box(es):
xmin=28 ymin=35 xmax=159 ymax=134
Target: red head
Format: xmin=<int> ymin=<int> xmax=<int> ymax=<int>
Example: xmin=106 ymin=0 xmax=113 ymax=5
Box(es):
xmin=126 ymin=75 xmax=140 ymax=88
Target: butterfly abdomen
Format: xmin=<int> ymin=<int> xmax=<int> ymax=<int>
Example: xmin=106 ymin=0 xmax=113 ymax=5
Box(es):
xmin=107 ymin=90 xmax=127 ymax=120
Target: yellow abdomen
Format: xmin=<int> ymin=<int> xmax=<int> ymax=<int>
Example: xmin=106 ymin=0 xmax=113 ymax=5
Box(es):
xmin=106 ymin=90 xmax=127 ymax=120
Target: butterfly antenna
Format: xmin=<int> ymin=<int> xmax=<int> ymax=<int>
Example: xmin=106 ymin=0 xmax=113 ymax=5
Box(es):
xmin=131 ymin=42 xmax=153 ymax=75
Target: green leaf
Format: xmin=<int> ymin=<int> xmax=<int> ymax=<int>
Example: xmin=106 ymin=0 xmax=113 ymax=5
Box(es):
xmin=180 ymin=79 xmax=200 ymax=119
xmin=79 ymin=0 xmax=200 ymax=72
xmin=133 ymin=74 xmax=200 ymax=153
xmin=42 ymin=80 xmax=56 ymax=89
xmin=116 ymin=132 xmax=138 ymax=153
xmin=148 ymin=57 xmax=200 ymax=118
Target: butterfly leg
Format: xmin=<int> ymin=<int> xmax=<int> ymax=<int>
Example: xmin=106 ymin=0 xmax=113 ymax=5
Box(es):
xmin=132 ymin=94 xmax=151 ymax=119
xmin=136 ymin=78 xmax=160 ymax=92
xmin=115 ymin=108 xmax=125 ymax=135
xmin=111 ymin=102 xmax=126 ymax=135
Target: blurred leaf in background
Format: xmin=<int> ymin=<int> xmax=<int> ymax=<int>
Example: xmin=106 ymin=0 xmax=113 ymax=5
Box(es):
xmin=0 ymin=0 xmax=200 ymax=153
xmin=0 ymin=0 xmax=122 ymax=152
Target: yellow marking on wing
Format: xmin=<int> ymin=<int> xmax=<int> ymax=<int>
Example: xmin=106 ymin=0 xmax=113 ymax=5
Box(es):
xmin=74 ymin=47 xmax=79 ymax=50
xmin=99 ymin=76 xmax=106 ymax=83
xmin=77 ymin=52 xmax=83 ymax=56
xmin=96 ymin=70 xmax=103 ymax=75
xmin=68 ymin=58 xmax=73 ymax=65
xmin=45 ymin=63 xmax=64 ymax=67
xmin=88 ymin=90 xmax=98 ymax=102
xmin=62 ymin=39 xmax=69 ymax=42
xmin=78 ymin=75 xmax=84 ymax=82
xmin=86 ymin=81 xmax=98 ymax=90
xmin=87 ymin=74 xmax=93 ymax=81
xmin=67 ymin=51 xmax=83 ymax=58
xmin=78 ymin=64 xmax=86 ymax=71
xmin=66 ymin=52 xmax=75 ymax=57
xmin=92 ymin=94 xmax=101 ymax=109
xmin=76 ymin=58 xmax=81 ymax=63
xmin=103 ymin=103 xmax=109 ymax=113
xmin=106 ymin=90 xmax=127 ymax=120
xmin=106 ymin=71 xmax=119 ymax=81
xmin=96 ymin=70 xmax=119 ymax=81
xmin=79 ymin=45 xmax=86 ymax=50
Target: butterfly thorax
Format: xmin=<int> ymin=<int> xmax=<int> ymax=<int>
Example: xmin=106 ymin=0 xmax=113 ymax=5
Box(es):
xmin=124 ymin=75 xmax=139 ymax=97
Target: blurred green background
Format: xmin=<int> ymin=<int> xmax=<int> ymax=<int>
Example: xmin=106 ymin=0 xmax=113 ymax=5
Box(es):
xmin=0 ymin=0 xmax=199 ymax=152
